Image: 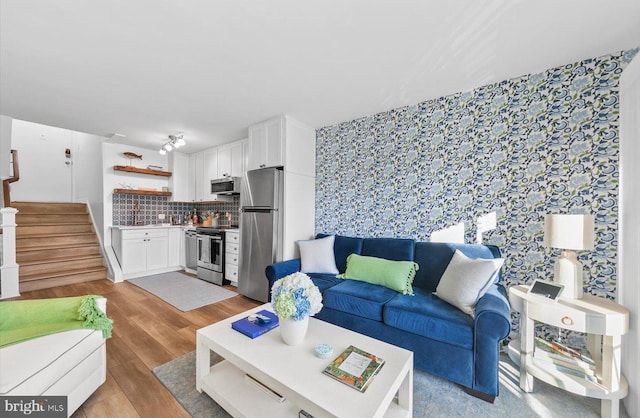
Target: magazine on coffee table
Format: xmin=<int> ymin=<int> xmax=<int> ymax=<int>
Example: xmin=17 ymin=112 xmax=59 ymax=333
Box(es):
xmin=322 ymin=345 xmax=385 ymax=392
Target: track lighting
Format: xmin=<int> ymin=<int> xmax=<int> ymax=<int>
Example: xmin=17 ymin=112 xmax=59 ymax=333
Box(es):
xmin=158 ymin=134 xmax=186 ymax=154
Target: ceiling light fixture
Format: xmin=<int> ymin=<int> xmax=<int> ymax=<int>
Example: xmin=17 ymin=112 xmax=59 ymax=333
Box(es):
xmin=159 ymin=134 xmax=185 ymax=154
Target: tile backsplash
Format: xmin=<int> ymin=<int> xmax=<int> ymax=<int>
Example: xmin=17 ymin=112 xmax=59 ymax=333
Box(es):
xmin=112 ymin=194 xmax=240 ymax=227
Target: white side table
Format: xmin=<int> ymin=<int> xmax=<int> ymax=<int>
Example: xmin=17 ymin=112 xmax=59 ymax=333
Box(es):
xmin=509 ymin=285 xmax=629 ymax=418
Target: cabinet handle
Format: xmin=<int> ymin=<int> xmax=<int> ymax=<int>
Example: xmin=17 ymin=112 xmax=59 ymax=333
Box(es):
xmin=561 ymin=316 xmax=574 ymax=326
xmin=260 ymin=164 xmax=266 ymax=168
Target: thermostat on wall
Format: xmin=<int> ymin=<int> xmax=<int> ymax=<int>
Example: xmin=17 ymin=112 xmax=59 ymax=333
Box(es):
xmin=528 ymin=279 xmax=563 ymax=301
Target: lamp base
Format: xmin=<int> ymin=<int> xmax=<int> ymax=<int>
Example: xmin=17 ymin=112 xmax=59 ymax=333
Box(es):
xmin=553 ymin=250 xmax=583 ymax=299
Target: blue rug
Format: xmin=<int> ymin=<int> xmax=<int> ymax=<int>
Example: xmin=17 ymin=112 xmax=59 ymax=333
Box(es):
xmin=153 ymin=350 xmax=628 ymax=417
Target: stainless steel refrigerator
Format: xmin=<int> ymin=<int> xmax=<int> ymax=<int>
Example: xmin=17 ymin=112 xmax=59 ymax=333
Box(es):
xmin=239 ymin=167 xmax=284 ymax=302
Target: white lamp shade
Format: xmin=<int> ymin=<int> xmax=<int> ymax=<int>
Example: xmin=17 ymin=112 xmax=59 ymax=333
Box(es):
xmin=543 ymin=214 xmax=595 ymax=250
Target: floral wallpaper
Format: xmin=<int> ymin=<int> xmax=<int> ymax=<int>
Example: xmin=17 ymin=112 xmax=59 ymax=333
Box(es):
xmin=316 ymin=48 xmax=638 ymax=309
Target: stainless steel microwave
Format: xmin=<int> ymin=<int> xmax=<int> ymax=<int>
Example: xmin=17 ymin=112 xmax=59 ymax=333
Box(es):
xmin=211 ymin=177 xmax=241 ymax=195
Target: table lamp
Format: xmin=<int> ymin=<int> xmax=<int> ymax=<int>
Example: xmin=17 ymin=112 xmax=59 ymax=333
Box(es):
xmin=543 ymin=214 xmax=594 ymax=299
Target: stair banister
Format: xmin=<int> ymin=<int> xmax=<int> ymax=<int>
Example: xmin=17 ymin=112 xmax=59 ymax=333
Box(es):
xmin=0 ymin=207 xmax=20 ymax=299
xmin=2 ymin=149 xmax=19 ymax=207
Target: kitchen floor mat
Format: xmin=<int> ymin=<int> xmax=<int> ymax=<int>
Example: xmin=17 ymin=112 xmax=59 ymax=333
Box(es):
xmin=128 ymin=272 xmax=237 ymax=311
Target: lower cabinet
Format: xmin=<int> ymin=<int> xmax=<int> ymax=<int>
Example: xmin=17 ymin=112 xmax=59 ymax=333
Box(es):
xmin=225 ymin=231 xmax=240 ymax=286
xmin=112 ymin=227 xmax=183 ymax=279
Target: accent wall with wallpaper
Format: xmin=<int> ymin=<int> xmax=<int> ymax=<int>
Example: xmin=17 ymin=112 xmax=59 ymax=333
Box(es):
xmin=315 ymin=48 xmax=638 ymax=308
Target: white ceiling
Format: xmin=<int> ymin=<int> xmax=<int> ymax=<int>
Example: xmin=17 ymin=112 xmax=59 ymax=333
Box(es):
xmin=1 ymin=1 xmax=639 ymax=154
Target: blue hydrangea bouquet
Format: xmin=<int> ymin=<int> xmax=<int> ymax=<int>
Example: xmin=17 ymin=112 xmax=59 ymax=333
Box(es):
xmin=271 ymin=272 xmax=323 ymax=321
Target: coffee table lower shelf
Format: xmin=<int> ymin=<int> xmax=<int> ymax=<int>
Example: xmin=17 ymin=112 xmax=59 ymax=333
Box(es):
xmin=199 ymin=359 xmax=410 ymax=418
xmin=199 ymin=360 xmax=299 ymax=416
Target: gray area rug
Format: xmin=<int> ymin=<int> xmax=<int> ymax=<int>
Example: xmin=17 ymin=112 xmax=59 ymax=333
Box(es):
xmin=128 ymin=272 xmax=237 ymax=312
xmin=153 ymin=350 xmax=629 ymax=418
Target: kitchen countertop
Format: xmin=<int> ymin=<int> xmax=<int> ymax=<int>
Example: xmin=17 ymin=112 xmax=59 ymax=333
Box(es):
xmin=110 ymin=224 xmax=239 ymax=230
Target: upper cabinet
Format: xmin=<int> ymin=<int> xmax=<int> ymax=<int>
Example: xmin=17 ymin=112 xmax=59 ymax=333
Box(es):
xmin=247 ymin=118 xmax=283 ymax=171
xmin=247 ymin=116 xmax=315 ymax=177
xmin=217 ymin=140 xmax=245 ymax=178
xmin=182 ymin=139 xmax=246 ymax=202
xmin=168 ymin=152 xmax=190 ymax=202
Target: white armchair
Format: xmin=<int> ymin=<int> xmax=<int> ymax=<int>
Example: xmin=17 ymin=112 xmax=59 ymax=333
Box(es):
xmin=0 ymin=297 xmax=108 ymax=416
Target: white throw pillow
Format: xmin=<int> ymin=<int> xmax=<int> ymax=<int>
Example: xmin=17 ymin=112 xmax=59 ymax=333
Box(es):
xmin=435 ymin=249 xmax=504 ymax=316
xmin=298 ymin=235 xmax=339 ymax=275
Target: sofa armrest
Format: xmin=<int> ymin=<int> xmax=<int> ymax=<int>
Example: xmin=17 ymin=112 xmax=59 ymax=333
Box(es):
xmin=472 ymin=284 xmax=511 ymax=396
xmin=265 ymin=259 xmax=302 ymax=295
xmin=474 ymin=284 xmax=511 ymax=340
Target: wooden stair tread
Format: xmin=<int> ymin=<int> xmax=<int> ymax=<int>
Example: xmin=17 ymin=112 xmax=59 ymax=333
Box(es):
xmin=17 ymin=232 xmax=96 ymax=238
xmin=20 ymin=266 xmax=108 ymax=282
xmin=19 ymin=270 xmax=107 ymax=292
xmin=11 ymin=202 xmax=88 ymax=214
xmin=16 ymin=217 xmax=91 ymax=227
xmin=19 ymin=254 xmax=104 ymax=266
xmin=17 ymin=243 xmax=101 ymax=253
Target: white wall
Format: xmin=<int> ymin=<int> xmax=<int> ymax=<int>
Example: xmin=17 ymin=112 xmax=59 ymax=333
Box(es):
xmin=620 ymin=53 xmax=640 ymax=418
xmin=102 ymin=142 xmax=169 ymax=245
xmin=74 ymin=131 xmax=105 ymax=241
xmin=0 ymin=115 xmax=13 ymax=208
xmin=0 ymin=115 xmax=12 ymax=181
xmin=10 ymin=119 xmax=74 ymax=202
xmin=9 ymin=119 xmax=106 ymax=238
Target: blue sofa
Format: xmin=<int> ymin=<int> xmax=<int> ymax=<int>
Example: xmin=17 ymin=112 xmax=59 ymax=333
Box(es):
xmin=266 ymin=234 xmax=511 ymax=401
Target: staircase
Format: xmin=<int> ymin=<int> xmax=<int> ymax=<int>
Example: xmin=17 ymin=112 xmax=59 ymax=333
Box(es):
xmin=14 ymin=202 xmax=107 ymax=292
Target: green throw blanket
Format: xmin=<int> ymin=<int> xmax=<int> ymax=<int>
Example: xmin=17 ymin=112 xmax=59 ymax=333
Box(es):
xmin=0 ymin=295 xmax=113 ymax=348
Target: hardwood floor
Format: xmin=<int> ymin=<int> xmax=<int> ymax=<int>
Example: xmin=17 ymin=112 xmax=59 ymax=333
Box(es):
xmin=15 ymin=275 xmax=261 ymax=417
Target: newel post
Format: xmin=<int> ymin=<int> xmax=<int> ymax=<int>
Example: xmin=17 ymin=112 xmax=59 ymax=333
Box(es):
xmin=1 ymin=207 xmax=20 ymax=299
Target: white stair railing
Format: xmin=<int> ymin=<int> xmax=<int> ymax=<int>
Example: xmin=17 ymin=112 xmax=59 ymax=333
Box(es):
xmin=0 ymin=207 xmax=20 ymax=299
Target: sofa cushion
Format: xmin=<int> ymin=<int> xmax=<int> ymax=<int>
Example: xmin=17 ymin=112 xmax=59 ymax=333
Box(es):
xmin=337 ymin=253 xmax=418 ymax=295
xmin=317 ymin=233 xmax=364 ymax=273
xmin=413 ymin=242 xmax=502 ymax=292
xmin=298 ymin=235 xmax=339 ymax=274
xmin=384 ymin=288 xmax=474 ymax=349
xmin=323 ymin=280 xmax=398 ymax=321
xmin=362 ymin=237 xmax=415 ymax=261
xmin=435 ymin=249 xmax=504 ymax=316
xmin=0 ymin=329 xmax=104 ymax=395
xmin=307 ymin=273 xmax=343 ymax=294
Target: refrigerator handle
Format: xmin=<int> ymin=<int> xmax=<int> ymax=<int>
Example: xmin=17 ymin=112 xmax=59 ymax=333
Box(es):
xmin=241 ymin=207 xmax=277 ymax=213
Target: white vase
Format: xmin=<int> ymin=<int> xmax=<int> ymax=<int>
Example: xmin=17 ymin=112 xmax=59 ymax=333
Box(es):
xmin=279 ymin=316 xmax=309 ymax=346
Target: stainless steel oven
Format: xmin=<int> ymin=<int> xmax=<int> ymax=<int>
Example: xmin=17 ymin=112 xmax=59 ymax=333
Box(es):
xmin=196 ymin=227 xmax=224 ymax=285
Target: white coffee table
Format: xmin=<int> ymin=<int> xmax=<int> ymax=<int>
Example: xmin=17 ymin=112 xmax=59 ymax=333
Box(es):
xmin=196 ymin=304 xmax=413 ymax=418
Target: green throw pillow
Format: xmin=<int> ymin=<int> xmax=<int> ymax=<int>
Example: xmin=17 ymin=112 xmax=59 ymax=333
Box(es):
xmin=337 ymin=254 xmax=418 ymax=295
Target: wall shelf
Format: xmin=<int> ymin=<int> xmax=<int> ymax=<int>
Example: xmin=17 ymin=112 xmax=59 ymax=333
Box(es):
xmin=113 ymin=188 xmax=171 ymax=197
xmin=113 ymin=165 xmax=172 ymax=177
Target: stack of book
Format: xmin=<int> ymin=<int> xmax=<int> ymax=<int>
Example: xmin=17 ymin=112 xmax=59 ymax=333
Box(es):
xmin=533 ymin=337 xmax=598 ymax=383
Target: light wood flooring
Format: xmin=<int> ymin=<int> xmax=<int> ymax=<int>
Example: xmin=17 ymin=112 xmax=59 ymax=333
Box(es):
xmin=15 ymin=275 xmax=260 ymax=417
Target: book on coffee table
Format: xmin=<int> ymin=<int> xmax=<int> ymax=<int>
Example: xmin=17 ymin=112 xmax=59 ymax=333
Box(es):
xmin=322 ymin=345 xmax=385 ymax=392
xmin=231 ymin=310 xmax=279 ymax=338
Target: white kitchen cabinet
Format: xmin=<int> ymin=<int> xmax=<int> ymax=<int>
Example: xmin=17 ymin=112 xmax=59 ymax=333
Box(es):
xmin=168 ymin=227 xmax=182 ymax=267
xmin=247 ymin=118 xmax=283 ymax=171
xmin=146 ymin=236 xmax=169 ymax=270
xmin=188 ymin=153 xmax=196 ymax=202
xmin=169 ymin=151 xmax=190 ymax=202
xmin=112 ymin=227 xmax=170 ymax=279
xmin=217 ymin=140 xmax=245 ymax=178
xmin=121 ymin=238 xmax=147 ymax=275
xmin=204 ymin=148 xmax=218 ymax=186
xmin=225 ymin=230 xmax=240 ymax=286
xmin=194 ymin=152 xmax=205 ymax=202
